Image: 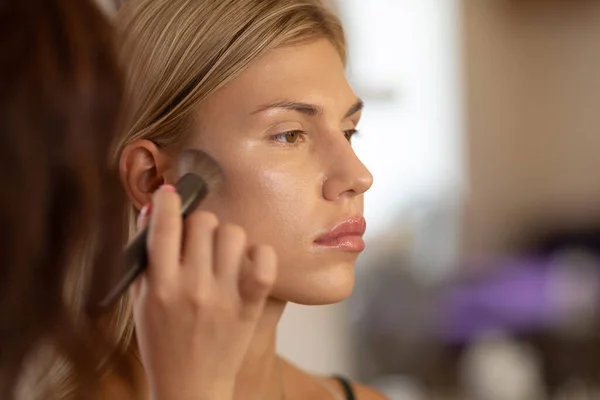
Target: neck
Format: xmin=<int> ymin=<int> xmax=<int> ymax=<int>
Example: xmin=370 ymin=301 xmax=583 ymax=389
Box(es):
xmin=233 ymin=298 xmax=287 ymax=400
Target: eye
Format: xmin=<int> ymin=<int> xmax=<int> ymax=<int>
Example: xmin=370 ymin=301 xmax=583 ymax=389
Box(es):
xmin=344 ymin=129 xmax=359 ymax=143
xmin=272 ymin=130 xmax=304 ymax=144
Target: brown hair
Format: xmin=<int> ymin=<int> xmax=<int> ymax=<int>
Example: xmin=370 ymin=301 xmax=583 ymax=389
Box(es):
xmin=0 ymin=0 xmax=132 ymax=398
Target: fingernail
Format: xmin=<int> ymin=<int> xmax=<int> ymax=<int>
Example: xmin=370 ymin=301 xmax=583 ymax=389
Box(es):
xmin=160 ymin=184 xmax=176 ymax=192
xmin=140 ymin=202 xmax=152 ymax=217
xmin=137 ymin=203 xmax=151 ymax=230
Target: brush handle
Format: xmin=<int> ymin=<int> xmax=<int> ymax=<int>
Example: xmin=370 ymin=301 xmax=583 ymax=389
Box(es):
xmin=97 ymin=173 xmax=208 ymax=310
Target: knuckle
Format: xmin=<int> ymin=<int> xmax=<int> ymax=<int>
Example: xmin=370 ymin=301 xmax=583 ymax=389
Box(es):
xmin=187 ymin=289 xmax=212 ymax=309
xmin=148 ymin=287 xmax=173 ymax=308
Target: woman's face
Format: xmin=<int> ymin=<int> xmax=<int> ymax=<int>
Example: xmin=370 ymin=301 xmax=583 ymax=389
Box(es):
xmin=190 ymin=39 xmax=372 ymax=304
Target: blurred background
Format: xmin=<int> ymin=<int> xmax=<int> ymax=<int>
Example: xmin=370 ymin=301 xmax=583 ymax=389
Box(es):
xmin=97 ymin=0 xmax=600 ymax=398
xmin=278 ymin=1 xmax=600 ymax=399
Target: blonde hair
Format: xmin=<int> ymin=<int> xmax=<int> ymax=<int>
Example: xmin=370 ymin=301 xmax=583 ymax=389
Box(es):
xmin=110 ymin=0 xmax=346 ymax=360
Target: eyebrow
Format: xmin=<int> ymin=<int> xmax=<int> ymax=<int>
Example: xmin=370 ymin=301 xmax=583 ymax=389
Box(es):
xmin=252 ymin=98 xmax=364 ymax=119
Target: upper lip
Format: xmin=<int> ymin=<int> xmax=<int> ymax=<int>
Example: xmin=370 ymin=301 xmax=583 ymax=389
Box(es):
xmin=314 ymin=217 xmax=366 ymax=242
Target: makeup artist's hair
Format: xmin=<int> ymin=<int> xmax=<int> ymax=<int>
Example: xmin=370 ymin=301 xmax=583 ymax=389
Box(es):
xmin=0 ymin=0 xmax=134 ymax=398
xmin=110 ymin=0 xmax=347 ymax=351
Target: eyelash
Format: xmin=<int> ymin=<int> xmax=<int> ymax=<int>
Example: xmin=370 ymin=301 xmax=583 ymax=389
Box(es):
xmin=344 ymin=129 xmax=359 ymax=142
xmin=271 ymin=129 xmax=359 ymax=145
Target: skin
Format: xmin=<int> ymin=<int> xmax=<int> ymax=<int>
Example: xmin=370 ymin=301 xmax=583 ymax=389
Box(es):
xmin=134 ymin=189 xmax=278 ymax=400
xmin=121 ymin=39 xmax=384 ymax=399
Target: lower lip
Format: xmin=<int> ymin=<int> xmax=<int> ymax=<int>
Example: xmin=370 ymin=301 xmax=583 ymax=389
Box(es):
xmin=313 ymin=235 xmax=365 ymax=252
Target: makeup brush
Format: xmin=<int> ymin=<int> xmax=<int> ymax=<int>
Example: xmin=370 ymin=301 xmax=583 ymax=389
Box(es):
xmin=97 ymin=149 xmax=224 ymax=311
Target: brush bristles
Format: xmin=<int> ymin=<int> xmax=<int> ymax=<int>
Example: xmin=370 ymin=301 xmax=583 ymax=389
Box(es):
xmin=176 ymin=149 xmax=224 ymax=193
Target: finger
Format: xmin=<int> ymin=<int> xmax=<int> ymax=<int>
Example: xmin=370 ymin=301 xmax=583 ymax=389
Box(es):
xmin=146 ymin=185 xmax=182 ymax=287
xmin=213 ymin=224 xmax=246 ymax=284
xmin=181 ymin=211 xmax=219 ymax=282
xmin=238 ymin=245 xmax=277 ymax=321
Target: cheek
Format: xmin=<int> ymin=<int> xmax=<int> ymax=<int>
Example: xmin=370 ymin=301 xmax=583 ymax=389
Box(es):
xmin=198 ymin=158 xmax=320 ymax=250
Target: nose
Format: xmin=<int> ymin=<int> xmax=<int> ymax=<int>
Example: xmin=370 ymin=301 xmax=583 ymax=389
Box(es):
xmin=321 ymin=135 xmax=373 ymax=201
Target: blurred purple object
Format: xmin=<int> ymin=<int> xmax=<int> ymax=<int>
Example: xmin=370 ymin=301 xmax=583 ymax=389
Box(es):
xmin=437 ymin=257 xmax=558 ymax=344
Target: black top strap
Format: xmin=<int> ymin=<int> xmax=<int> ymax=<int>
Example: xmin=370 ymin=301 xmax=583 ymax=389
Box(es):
xmin=333 ymin=375 xmax=356 ymax=400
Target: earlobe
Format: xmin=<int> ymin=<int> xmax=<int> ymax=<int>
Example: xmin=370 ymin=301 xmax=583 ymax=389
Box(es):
xmin=119 ymin=139 xmax=172 ymax=210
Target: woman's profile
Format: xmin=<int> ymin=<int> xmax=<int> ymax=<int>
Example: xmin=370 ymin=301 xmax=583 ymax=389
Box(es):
xmin=113 ymin=0 xmax=385 ymax=398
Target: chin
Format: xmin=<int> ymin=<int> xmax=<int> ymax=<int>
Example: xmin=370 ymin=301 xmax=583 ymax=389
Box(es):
xmin=273 ymin=260 xmax=356 ymax=305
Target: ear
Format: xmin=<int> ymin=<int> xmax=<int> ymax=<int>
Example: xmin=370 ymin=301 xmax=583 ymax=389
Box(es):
xmin=119 ymin=139 xmax=173 ymax=211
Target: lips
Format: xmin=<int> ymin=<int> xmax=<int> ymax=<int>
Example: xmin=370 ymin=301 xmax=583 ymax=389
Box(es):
xmin=314 ymin=217 xmax=366 ymax=252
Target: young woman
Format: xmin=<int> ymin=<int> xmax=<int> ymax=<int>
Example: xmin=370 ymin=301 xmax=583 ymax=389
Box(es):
xmin=114 ymin=0 xmax=385 ymax=398
xmin=0 ymin=1 xmax=275 ymax=398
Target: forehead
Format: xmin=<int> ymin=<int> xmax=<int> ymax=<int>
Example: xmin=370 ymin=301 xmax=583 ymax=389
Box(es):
xmin=209 ymin=39 xmax=356 ymax=112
